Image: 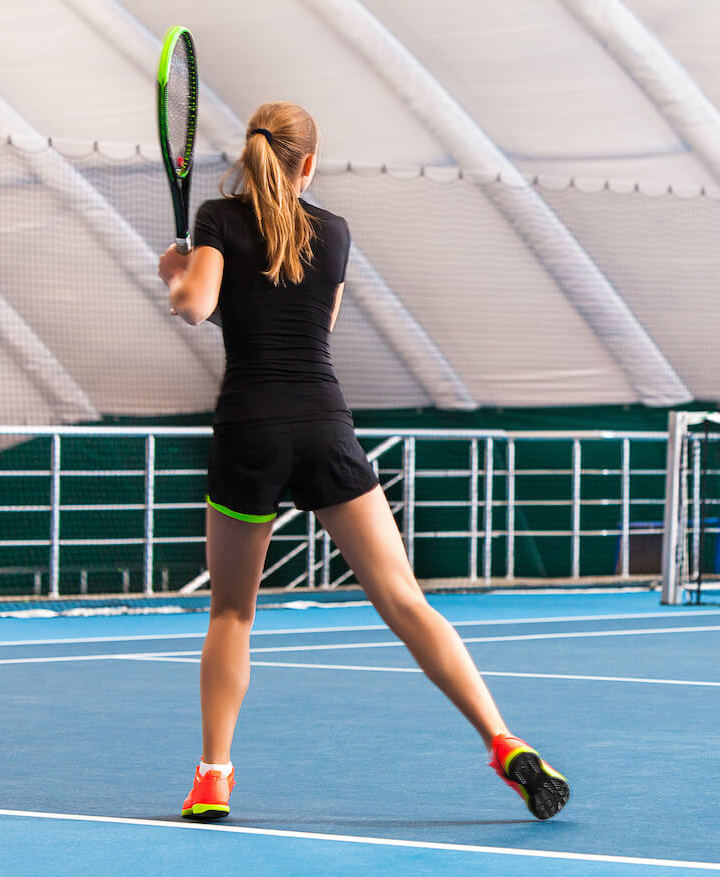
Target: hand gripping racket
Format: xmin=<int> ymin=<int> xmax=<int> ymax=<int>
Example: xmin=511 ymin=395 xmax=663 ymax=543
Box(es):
xmin=157 ymin=26 xmax=198 ymax=254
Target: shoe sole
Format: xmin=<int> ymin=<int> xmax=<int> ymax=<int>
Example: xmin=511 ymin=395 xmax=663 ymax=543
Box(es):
xmin=181 ymin=803 xmax=230 ymax=819
xmin=505 ymin=751 xmax=570 ymax=820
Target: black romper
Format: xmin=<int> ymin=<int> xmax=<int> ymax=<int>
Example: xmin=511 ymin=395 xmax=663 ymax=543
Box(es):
xmin=195 ymin=196 xmax=379 ymax=522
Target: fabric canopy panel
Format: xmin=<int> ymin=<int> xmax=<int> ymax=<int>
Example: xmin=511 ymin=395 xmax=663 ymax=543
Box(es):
xmin=0 ymin=0 xmax=218 ymax=150
xmin=541 ymin=179 xmax=720 ymax=401
xmin=5 ymin=0 xmax=720 ymax=184
xmin=0 ymin=143 xmax=433 ymax=426
xmin=2 ymin=141 xmax=717 ymax=429
xmin=330 ymin=297 xmax=432 ymax=409
xmin=626 ymin=0 xmax=720 ymax=113
xmin=0 ymin=143 xmax=224 ymax=424
xmin=350 ymin=0 xmax=718 ymax=185
xmin=314 ymin=165 xmax=639 ymax=407
xmin=66 ymin=0 xmax=447 ymax=165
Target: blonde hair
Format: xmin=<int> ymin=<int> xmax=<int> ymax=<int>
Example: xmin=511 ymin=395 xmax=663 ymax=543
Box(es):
xmin=220 ymin=102 xmax=319 ymax=286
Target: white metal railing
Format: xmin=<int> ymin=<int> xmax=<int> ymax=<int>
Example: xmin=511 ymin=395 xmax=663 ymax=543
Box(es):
xmin=0 ymin=425 xmax=670 ymax=598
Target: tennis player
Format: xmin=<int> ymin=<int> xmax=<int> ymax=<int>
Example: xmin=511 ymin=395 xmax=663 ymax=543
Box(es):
xmin=158 ymin=101 xmax=570 ymax=822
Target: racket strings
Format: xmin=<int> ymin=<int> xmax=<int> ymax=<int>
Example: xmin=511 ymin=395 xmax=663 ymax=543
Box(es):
xmin=167 ymin=39 xmax=194 ymax=172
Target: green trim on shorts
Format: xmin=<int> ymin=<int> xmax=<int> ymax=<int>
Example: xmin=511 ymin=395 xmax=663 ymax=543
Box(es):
xmin=206 ymin=495 xmax=277 ymax=523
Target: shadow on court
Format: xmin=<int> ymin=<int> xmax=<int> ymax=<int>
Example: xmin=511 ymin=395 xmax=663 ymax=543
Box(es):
xmin=168 ymin=814 xmax=540 ymax=828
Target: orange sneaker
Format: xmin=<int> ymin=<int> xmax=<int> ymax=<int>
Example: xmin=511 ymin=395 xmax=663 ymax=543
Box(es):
xmin=489 ymin=733 xmax=570 ymax=820
xmin=181 ymin=765 xmax=235 ymax=819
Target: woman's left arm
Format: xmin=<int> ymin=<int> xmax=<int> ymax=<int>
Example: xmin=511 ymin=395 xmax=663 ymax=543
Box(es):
xmin=329 ymin=282 xmax=345 ymax=333
xmin=158 ymin=244 xmax=223 ymax=326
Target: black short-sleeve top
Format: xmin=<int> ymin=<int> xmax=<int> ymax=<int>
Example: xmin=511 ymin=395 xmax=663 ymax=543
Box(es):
xmin=193 ymin=196 xmax=353 ymax=427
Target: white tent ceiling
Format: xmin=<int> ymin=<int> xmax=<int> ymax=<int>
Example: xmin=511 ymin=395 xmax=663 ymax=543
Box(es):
xmin=1 ymin=0 xmax=719 ymax=425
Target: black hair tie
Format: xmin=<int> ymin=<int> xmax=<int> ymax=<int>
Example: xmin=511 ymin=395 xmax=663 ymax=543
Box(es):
xmin=250 ymin=127 xmax=273 ymax=145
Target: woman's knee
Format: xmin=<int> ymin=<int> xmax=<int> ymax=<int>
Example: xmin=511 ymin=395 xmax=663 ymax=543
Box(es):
xmin=208 ymin=571 xmax=261 ymax=622
xmin=209 ymin=601 xmax=256 ymax=626
xmin=374 ymin=582 xmax=430 ymax=632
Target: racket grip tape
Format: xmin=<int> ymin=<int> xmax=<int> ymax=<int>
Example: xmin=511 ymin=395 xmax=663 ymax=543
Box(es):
xmin=176 ymin=235 xmax=192 ymax=254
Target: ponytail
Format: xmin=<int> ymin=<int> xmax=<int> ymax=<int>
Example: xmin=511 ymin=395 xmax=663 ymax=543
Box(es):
xmin=220 ymin=102 xmax=319 ymax=286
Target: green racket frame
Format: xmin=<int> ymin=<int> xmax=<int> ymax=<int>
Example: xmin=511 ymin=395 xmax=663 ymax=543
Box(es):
xmin=157 ymin=25 xmax=198 ymax=254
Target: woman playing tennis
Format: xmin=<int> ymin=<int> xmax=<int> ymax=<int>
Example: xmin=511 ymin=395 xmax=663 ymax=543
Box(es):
xmin=158 ymin=101 xmax=570 ymax=822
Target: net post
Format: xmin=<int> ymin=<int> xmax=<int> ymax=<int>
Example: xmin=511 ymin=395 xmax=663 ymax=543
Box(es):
xmin=571 ymin=439 xmax=581 ymax=578
xmin=469 ymin=438 xmax=479 ymax=581
xmin=49 ymin=433 xmax=61 ymax=599
xmin=403 ymin=437 xmax=416 ymax=569
xmin=143 ymin=434 xmax=156 ymax=595
xmin=692 ymin=435 xmax=702 ymax=584
xmin=696 ymin=423 xmax=711 ymax=604
xmin=506 ymin=438 xmax=515 ymax=580
xmin=661 ymin=411 xmax=685 ymax=604
xmin=620 ymin=438 xmax=630 ymax=578
xmin=483 ymin=438 xmax=494 ymax=581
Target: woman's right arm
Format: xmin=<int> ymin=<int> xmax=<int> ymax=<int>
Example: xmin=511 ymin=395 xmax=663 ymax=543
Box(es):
xmin=159 ymin=244 xmax=224 ymax=326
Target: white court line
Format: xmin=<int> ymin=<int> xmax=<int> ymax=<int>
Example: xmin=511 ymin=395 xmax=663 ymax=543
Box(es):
xmin=128 ymin=656 xmax=202 ymax=665
xmin=3 ymin=623 xmax=720 ymax=665
xmin=251 ymin=662 xmax=720 ymax=688
xmin=3 ymin=609 xmax=720 ymax=648
xmin=240 ymin=624 xmax=720 ymax=655
xmin=0 ymin=808 xmax=718 ymax=870
xmin=134 ymin=655 xmax=720 ymax=688
xmin=0 ymin=650 xmax=201 ymax=666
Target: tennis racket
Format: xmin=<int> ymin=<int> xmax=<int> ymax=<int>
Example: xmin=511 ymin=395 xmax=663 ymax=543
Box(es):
xmin=157 ymin=26 xmax=198 ymax=254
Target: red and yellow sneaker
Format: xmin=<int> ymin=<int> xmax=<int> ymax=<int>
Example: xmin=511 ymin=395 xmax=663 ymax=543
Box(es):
xmin=181 ymin=765 xmax=235 ymax=819
xmin=489 ymin=733 xmax=570 ymax=820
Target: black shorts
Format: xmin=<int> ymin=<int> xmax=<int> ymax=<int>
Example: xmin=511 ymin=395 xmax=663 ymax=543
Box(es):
xmin=206 ymin=419 xmax=380 ymax=522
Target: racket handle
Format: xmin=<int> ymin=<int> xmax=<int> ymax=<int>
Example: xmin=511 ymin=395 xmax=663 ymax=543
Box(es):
xmin=176 ymin=235 xmax=192 ymax=254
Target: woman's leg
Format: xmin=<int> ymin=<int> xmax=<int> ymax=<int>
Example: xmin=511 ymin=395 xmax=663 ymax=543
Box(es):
xmin=201 ymin=504 xmax=274 ymax=764
xmin=315 ymin=485 xmax=509 ymax=750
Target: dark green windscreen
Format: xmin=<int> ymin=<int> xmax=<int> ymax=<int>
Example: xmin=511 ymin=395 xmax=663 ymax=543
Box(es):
xmin=3 ymin=404 xmax=713 ymax=597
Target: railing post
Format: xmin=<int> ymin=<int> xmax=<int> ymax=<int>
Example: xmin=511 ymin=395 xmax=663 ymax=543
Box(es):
xmin=307 ymin=512 xmax=316 ymax=588
xmin=506 ymin=439 xmax=515 ymax=580
xmin=143 ymin=434 xmax=156 ymax=595
xmin=49 ymin=433 xmax=61 ymax=599
xmin=321 ymin=529 xmax=331 ymax=588
xmin=621 ymin=438 xmax=630 ymax=578
xmin=469 ymin=438 xmax=479 ymax=581
xmin=572 ymin=439 xmax=581 ymax=578
xmin=403 ymin=437 xmax=416 ymax=568
xmin=484 ymin=438 xmax=494 ymax=581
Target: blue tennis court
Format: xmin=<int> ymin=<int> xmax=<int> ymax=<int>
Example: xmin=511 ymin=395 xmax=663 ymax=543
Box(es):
xmin=2 ymin=589 xmax=719 ymax=876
